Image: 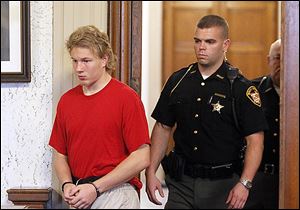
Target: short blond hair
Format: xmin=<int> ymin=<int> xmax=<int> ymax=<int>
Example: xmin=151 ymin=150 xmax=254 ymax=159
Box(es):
xmin=66 ymin=25 xmax=117 ymax=72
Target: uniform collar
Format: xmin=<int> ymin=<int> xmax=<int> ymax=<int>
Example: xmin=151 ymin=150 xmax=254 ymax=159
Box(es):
xmin=211 ymin=62 xmax=228 ymax=81
xmin=187 ymin=61 xmax=228 ymax=82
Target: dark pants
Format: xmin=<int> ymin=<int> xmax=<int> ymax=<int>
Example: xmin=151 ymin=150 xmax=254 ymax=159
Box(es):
xmin=244 ymin=171 xmax=279 ymax=209
xmin=164 ymin=173 xmax=240 ymax=209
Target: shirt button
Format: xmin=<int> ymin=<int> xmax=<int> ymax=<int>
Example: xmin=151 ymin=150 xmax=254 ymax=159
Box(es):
xmin=193 ymin=130 xmax=198 ymax=134
xmin=197 ymin=98 xmax=201 ymax=101
xmin=273 ymin=133 xmax=278 ymax=136
xmin=201 ymin=82 xmax=205 ymax=86
xmin=193 ymin=147 xmax=198 ymax=151
xmin=275 ymin=118 xmax=279 ymax=122
xmin=273 ymin=149 xmax=276 ymax=153
xmin=195 ymin=114 xmax=199 ymax=118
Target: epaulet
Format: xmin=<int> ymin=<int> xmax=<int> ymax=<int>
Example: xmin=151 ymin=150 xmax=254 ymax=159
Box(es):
xmin=169 ymin=64 xmax=194 ymax=96
xmin=257 ymin=76 xmax=268 ymax=89
xmin=251 ymin=76 xmax=268 ymax=90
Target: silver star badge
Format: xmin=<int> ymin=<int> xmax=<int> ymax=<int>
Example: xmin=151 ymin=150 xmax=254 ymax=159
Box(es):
xmin=211 ymin=101 xmax=224 ymax=114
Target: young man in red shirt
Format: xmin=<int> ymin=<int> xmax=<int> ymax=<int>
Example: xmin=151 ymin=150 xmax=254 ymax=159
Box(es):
xmin=49 ymin=25 xmax=150 ymax=209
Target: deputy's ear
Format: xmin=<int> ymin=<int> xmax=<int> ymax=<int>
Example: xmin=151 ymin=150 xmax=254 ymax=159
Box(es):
xmin=223 ymin=38 xmax=231 ymax=51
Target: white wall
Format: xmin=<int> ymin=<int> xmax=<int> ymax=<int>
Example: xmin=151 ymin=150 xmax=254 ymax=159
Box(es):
xmin=141 ymin=2 xmax=168 ymax=209
xmin=141 ymin=1 xmax=163 ymax=133
xmin=1 ymin=2 xmax=53 ymax=205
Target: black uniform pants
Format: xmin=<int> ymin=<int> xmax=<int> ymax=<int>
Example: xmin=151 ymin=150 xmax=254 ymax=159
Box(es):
xmin=164 ymin=173 xmax=240 ymax=209
xmin=244 ymin=171 xmax=279 ymax=209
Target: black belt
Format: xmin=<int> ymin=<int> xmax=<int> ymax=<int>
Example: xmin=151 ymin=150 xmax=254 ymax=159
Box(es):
xmin=258 ymin=163 xmax=278 ymax=175
xmin=72 ymin=175 xmax=101 ymax=185
xmin=184 ymin=162 xmax=238 ymax=180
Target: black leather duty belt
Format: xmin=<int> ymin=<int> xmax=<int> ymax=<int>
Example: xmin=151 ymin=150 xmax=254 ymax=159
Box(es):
xmin=258 ymin=163 xmax=278 ymax=175
xmin=184 ymin=162 xmax=237 ymax=180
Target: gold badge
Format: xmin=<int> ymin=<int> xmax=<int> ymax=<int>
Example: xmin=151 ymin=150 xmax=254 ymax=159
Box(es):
xmin=246 ymin=86 xmax=261 ymax=107
xmin=211 ymin=101 xmax=224 ymax=114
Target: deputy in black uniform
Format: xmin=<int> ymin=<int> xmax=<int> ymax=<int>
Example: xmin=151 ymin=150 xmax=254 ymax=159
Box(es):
xmin=145 ymin=15 xmax=268 ymax=209
xmin=245 ymin=39 xmax=281 ymax=209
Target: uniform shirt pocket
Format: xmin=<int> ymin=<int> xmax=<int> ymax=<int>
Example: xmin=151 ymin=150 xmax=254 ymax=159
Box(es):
xmin=168 ymin=96 xmax=192 ymax=124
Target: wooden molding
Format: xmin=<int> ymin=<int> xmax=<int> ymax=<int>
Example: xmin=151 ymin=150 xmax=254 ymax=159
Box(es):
xmin=107 ymin=1 xmax=142 ymax=96
xmin=7 ymin=188 xmax=66 ymax=209
xmin=280 ymin=1 xmax=299 ymax=209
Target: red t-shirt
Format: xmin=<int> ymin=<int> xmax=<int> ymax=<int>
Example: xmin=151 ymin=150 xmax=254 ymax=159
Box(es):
xmin=49 ymin=78 xmax=150 ymax=189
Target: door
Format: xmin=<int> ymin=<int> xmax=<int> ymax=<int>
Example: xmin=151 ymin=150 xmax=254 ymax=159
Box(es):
xmin=163 ymin=1 xmax=278 ymax=83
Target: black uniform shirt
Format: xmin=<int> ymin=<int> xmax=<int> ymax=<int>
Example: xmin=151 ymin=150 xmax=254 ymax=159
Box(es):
xmin=252 ymin=76 xmax=279 ymax=168
xmin=152 ymin=62 xmax=268 ymax=165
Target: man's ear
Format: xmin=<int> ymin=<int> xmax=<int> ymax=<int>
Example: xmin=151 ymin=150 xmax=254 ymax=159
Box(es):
xmin=223 ymin=39 xmax=231 ymax=52
xmin=101 ymin=55 xmax=109 ymax=66
xmin=102 ymin=54 xmax=109 ymax=61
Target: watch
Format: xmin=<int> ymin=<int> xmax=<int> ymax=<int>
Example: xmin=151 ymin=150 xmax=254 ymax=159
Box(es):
xmin=239 ymin=179 xmax=252 ymax=189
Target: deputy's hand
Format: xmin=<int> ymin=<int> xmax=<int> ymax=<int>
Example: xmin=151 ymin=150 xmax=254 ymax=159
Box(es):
xmin=146 ymin=173 xmax=165 ymax=205
xmin=226 ymin=182 xmax=249 ymax=209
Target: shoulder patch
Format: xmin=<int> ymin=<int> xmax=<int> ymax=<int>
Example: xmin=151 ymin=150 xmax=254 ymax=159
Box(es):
xmin=246 ymin=86 xmax=261 ymax=107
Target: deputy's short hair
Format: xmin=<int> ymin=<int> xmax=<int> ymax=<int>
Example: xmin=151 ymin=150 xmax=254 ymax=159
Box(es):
xmin=197 ymin=15 xmax=229 ymax=39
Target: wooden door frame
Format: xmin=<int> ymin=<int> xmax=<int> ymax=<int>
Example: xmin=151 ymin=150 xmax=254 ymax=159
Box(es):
xmin=107 ymin=1 xmax=142 ymax=96
xmin=280 ymin=2 xmax=299 ymax=209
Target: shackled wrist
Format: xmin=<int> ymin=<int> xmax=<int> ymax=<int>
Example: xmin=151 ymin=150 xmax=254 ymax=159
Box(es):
xmin=89 ymin=182 xmax=101 ymax=197
xmin=61 ymin=181 xmax=73 ymax=192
